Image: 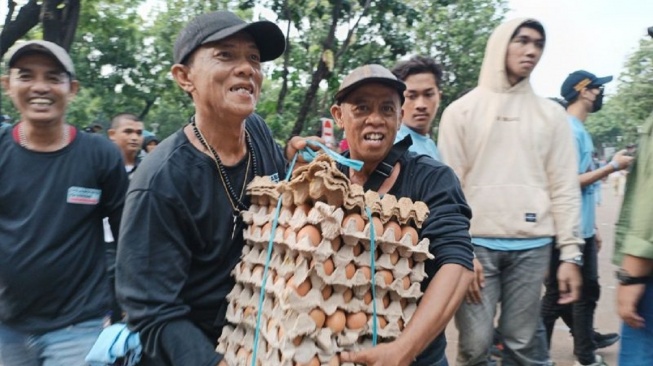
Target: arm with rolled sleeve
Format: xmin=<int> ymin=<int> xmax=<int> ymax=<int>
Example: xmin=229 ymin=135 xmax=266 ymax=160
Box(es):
xmin=116 ymin=189 xmax=222 ymax=366
xmin=546 ymin=112 xmax=583 ymax=259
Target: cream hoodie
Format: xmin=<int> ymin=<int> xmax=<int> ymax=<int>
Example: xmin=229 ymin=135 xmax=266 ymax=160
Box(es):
xmin=438 ymin=18 xmax=582 ymax=260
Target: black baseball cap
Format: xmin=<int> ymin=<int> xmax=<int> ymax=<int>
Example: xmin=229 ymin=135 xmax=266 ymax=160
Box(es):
xmin=7 ymin=40 xmax=75 ymax=78
xmin=173 ymin=11 xmax=285 ymax=65
xmin=334 ymin=64 xmax=406 ymax=104
xmin=561 ymin=70 xmax=612 ymax=102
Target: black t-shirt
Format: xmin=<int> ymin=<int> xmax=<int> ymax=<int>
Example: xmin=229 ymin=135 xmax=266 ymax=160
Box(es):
xmin=339 ymin=152 xmax=474 ymax=364
xmin=0 ymin=128 xmax=128 ymax=333
xmin=116 ymin=114 xmax=286 ymax=365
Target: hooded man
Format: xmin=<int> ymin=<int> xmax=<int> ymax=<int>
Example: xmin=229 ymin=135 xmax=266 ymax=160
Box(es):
xmin=439 ymin=18 xmax=583 ymax=365
xmin=541 ymin=70 xmax=632 ymax=366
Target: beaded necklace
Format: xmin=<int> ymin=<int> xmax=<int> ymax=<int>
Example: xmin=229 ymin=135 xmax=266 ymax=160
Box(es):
xmin=190 ymin=116 xmax=258 ymax=239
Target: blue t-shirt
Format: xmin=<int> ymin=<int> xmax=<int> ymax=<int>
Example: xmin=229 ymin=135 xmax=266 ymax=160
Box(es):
xmin=568 ymin=115 xmax=595 ymax=239
xmin=395 ymin=124 xmax=441 ymax=161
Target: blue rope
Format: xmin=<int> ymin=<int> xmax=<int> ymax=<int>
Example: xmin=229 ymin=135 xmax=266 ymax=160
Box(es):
xmin=249 ymin=144 xmax=368 ymax=365
xmin=251 ymin=153 xmax=298 ymax=366
xmin=365 ymin=207 xmax=379 ymax=346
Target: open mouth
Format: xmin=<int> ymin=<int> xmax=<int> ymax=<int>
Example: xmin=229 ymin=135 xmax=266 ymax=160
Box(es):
xmin=363 ymin=133 xmax=384 ymax=141
xmin=29 ymin=98 xmax=54 ymax=106
xmin=230 ymin=85 xmax=254 ymax=95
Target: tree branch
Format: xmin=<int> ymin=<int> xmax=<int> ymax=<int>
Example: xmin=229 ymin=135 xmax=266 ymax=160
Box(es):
xmin=0 ymin=0 xmax=41 ymax=58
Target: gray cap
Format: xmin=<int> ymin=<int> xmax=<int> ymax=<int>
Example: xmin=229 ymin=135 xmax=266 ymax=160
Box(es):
xmin=334 ymin=64 xmax=406 ymax=104
xmin=174 ymin=11 xmax=285 ymax=65
xmin=7 ymin=40 xmax=75 ymax=78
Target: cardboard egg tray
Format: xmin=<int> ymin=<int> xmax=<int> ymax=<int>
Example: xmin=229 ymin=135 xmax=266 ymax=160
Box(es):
xmin=217 ymin=155 xmax=433 ymax=366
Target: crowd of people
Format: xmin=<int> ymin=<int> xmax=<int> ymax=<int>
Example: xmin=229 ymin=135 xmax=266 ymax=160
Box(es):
xmin=0 ymin=9 xmax=651 ymax=366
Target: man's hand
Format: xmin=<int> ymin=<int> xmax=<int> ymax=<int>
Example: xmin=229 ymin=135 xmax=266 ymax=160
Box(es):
xmin=595 ymin=228 xmax=603 ymax=253
xmin=465 ymin=257 xmax=485 ymax=304
xmin=611 ymin=149 xmax=635 ymax=171
xmin=285 ymin=136 xmax=325 ymax=163
xmin=617 ymin=283 xmax=646 ymax=328
xmin=339 ymin=341 xmax=413 ymax=366
xmin=218 ymin=360 xmax=228 ymax=366
xmin=557 ymin=262 xmax=582 ymax=304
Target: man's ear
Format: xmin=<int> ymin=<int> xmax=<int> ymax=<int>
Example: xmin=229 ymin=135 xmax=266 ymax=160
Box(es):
xmin=330 ymin=104 xmax=344 ymax=129
xmin=107 ymin=129 xmax=116 ymax=141
xmin=67 ymin=80 xmax=80 ymax=103
xmin=171 ymin=64 xmax=195 ymax=94
xmin=1 ymin=75 xmax=10 ymax=95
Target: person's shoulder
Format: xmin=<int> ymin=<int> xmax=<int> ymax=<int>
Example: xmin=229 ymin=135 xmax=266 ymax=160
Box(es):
xmin=77 ymin=130 xmax=120 ymax=156
xmin=245 ymin=113 xmax=272 ymax=136
xmin=131 ymin=129 xmax=198 ymax=187
xmin=442 ymin=88 xmax=481 ymax=119
xmin=403 ymin=152 xmax=448 ymax=173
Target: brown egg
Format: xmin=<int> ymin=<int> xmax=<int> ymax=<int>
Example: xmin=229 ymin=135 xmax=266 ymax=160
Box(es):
xmin=259 ymin=195 xmax=269 ymax=206
xmin=287 ymin=275 xmax=311 ymax=296
xmin=267 ymin=318 xmax=277 ymax=333
xmin=359 ymin=265 xmax=371 ymax=280
xmin=363 ymin=291 xmax=372 ymax=304
xmin=321 ymin=285 xmax=333 ymax=300
xmin=400 ymin=298 xmax=408 ymax=309
xmin=384 ymin=221 xmax=402 ymax=241
xmin=378 ymin=270 xmax=394 ymax=285
xmin=278 ymin=326 xmax=285 ymax=340
xmin=243 ymin=306 xmax=256 ymax=318
xmin=295 ymin=356 xmax=320 ymax=366
xmin=352 ymin=243 xmax=363 ymax=256
xmin=407 ymin=256 xmax=414 ymax=268
xmin=326 ymin=310 xmax=346 ymax=333
xmin=398 ymin=318 xmax=405 ymax=330
xmin=331 ymin=236 xmax=342 ymax=251
xmin=261 ymin=222 xmax=272 ymax=237
xmin=283 ymin=226 xmax=295 ymax=240
xmin=369 ymin=216 xmax=384 ymax=238
xmin=389 ymin=250 xmax=400 ymax=265
xmin=343 ymin=213 xmax=365 ymax=231
xmin=382 ymin=293 xmax=391 ymax=308
xmin=236 ymin=346 xmax=248 ymax=360
xmin=251 ymin=265 xmax=264 ymax=278
xmin=342 ymin=289 xmax=353 ymax=303
xmin=401 ymin=225 xmax=419 ymax=246
xmin=378 ymin=315 xmax=388 ymax=329
xmin=309 ymin=308 xmax=326 ymax=328
xmin=402 ymin=276 xmax=411 ymax=290
xmin=328 ymin=355 xmax=340 ymax=366
xmin=346 ymin=311 xmax=367 ymax=329
xmin=297 ymin=225 xmax=322 ymax=246
xmin=323 ymin=258 xmax=335 ymax=275
xmin=292 ymin=335 xmax=303 ymax=346
xmin=345 ymin=263 xmax=356 ymax=279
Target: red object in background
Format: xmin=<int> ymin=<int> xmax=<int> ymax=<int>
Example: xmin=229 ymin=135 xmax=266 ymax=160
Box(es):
xmin=339 ymin=138 xmax=349 ymax=152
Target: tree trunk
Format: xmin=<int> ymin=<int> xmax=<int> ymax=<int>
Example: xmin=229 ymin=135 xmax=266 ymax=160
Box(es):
xmin=42 ymin=0 xmax=81 ymax=51
xmin=289 ymin=0 xmax=342 ymax=137
xmin=139 ymin=98 xmax=157 ymax=120
xmin=275 ymin=15 xmax=292 ymax=115
xmin=0 ymin=0 xmax=41 ymax=57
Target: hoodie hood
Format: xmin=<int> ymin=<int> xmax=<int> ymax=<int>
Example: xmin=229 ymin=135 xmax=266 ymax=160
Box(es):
xmin=478 ymin=17 xmax=544 ymax=92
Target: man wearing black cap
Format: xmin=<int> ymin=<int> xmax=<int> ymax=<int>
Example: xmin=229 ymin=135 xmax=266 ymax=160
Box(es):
xmin=541 ymin=70 xmax=633 ymax=366
xmin=0 ymin=40 xmax=128 ymax=364
xmin=330 ymin=64 xmax=474 ymax=366
xmin=116 ymin=11 xmax=313 ymax=366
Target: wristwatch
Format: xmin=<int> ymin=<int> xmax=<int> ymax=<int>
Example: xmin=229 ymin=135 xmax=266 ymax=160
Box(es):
xmin=616 ymin=268 xmax=652 ymax=286
xmin=561 ymin=255 xmax=584 ymax=266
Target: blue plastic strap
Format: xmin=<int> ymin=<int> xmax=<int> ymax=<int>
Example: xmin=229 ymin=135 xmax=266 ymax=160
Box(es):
xmin=302 ymin=140 xmax=364 ymax=172
xmin=365 ymin=207 xmax=379 ymax=346
xmin=251 ymin=153 xmax=298 ymax=366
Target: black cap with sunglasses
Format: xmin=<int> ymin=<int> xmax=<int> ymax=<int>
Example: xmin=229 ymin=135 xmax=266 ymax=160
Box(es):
xmin=560 ymin=70 xmax=613 ymax=103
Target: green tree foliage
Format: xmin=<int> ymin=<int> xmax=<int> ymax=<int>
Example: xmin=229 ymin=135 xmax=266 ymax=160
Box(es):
xmin=587 ymin=37 xmax=653 ymax=151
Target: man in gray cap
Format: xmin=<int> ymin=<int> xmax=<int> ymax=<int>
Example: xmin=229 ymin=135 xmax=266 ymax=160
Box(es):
xmin=116 ymin=10 xmax=313 ymax=366
xmin=0 ymin=40 xmax=128 ymax=364
xmin=331 ymin=64 xmax=474 ymax=366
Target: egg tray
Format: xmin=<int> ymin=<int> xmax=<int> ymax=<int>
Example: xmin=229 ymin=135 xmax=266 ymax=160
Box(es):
xmin=242 ymin=202 xmax=434 ymax=265
xmin=218 ymin=323 xmax=365 ymax=366
xmin=239 ymin=233 xmax=426 ymax=288
xmin=246 ymin=154 xmax=431 ymax=229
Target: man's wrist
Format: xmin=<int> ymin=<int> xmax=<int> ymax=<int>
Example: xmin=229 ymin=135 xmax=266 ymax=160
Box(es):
xmin=609 ymin=160 xmax=620 ymax=171
xmin=561 ymin=254 xmax=584 ymax=266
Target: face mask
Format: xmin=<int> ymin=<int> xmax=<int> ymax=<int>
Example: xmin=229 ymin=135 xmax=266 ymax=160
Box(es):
xmin=592 ymin=89 xmax=604 ymax=112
